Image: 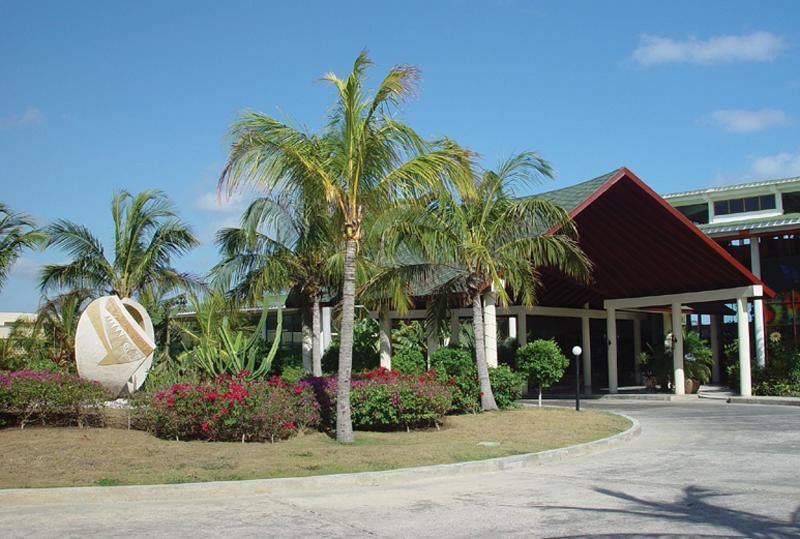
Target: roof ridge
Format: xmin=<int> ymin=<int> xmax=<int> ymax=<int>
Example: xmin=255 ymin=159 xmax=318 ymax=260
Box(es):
xmin=536 ymin=167 xmax=623 ymax=198
xmin=664 ymin=175 xmax=800 ymax=199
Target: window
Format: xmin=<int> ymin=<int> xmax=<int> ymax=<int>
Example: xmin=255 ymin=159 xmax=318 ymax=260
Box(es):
xmin=714 ymin=194 xmax=776 ymax=216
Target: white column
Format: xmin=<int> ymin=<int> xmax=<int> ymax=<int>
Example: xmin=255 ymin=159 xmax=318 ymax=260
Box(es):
xmin=484 ymin=289 xmax=498 ymax=368
xmin=379 ymin=310 xmax=392 ymax=369
xmin=709 ymin=314 xmax=721 ymax=384
xmin=607 ymin=306 xmax=618 ymax=394
xmin=662 ymin=312 xmax=672 ymax=339
xmin=633 ymin=316 xmax=642 ymax=384
xmin=750 ymin=238 xmax=766 ymax=368
xmin=320 ymin=306 xmax=332 ymax=356
xmin=508 ymin=316 xmax=517 ymax=340
xmin=517 ymin=313 xmax=528 ymax=346
xmin=449 ymin=311 xmax=460 ymax=346
xmin=581 ymin=304 xmax=592 ymax=393
xmin=737 ymin=296 xmax=752 ymax=396
xmin=672 ymin=302 xmax=685 ymax=395
xmin=301 ymin=318 xmax=313 ymax=373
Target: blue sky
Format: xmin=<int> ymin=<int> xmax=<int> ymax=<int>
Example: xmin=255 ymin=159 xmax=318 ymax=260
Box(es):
xmin=2 ymin=0 xmax=799 ymax=311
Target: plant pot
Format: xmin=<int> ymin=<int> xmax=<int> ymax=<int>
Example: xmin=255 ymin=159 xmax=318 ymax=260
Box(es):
xmin=684 ymin=378 xmax=701 ymax=394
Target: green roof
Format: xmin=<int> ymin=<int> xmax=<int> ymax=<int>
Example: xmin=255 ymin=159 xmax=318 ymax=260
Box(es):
xmin=534 ymin=168 xmax=621 ymax=213
xmin=699 ymin=213 xmax=800 ymax=237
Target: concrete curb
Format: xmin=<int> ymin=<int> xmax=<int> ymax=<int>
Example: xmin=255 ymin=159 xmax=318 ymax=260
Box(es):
xmin=0 ymin=412 xmax=640 ymax=507
xmin=727 ymin=396 xmax=800 ymax=406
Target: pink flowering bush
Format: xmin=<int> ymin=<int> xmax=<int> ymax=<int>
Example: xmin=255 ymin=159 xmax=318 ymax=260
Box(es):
xmin=309 ymin=368 xmax=453 ymax=431
xmin=0 ymin=370 xmax=108 ymax=428
xmin=140 ymin=372 xmax=321 ymax=442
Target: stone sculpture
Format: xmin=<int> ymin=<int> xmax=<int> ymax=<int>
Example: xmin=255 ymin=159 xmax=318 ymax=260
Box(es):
xmin=75 ymin=295 xmax=155 ymax=397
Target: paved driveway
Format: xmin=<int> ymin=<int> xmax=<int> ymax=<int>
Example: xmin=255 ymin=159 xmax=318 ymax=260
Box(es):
xmin=1 ymin=400 xmax=798 ymax=538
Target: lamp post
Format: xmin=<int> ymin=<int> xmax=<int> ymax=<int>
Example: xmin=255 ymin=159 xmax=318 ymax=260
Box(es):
xmin=572 ymin=345 xmax=582 ymax=411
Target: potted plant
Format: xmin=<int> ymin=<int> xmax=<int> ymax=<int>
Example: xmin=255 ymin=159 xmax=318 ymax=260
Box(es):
xmin=682 ymin=331 xmax=712 ymax=394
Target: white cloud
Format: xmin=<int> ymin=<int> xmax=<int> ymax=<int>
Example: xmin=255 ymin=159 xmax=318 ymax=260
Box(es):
xmin=749 ymin=151 xmax=800 ymax=179
xmin=196 ymin=191 xmax=245 ymax=213
xmin=708 ymin=109 xmax=791 ymax=133
xmin=632 ymin=32 xmax=785 ymax=66
xmin=0 ymin=107 xmax=44 ymax=129
xmin=9 ymin=257 xmax=40 ymax=280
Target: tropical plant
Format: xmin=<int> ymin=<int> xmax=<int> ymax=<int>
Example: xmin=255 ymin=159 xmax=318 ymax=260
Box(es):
xmin=321 ymin=317 xmax=380 ymax=374
xmin=0 ymin=202 xmax=45 ymax=292
xmin=517 ymin=339 xmax=569 ymax=407
xmin=683 ymin=330 xmax=713 ymax=384
xmin=378 ymin=152 xmax=591 ymax=411
xmin=178 ymin=292 xmax=282 ymax=380
xmin=138 ymin=285 xmax=187 ymax=363
xmin=33 ymin=289 xmax=91 ymax=369
xmin=429 ymin=346 xmax=479 ymax=414
xmin=218 ymin=52 xmax=470 ymax=442
xmin=0 ymin=290 xmax=89 ymax=372
xmin=391 ymin=347 xmax=427 ymax=374
xmin=488 ymin=364 xmax=526 ymax=409
xmin=39 ymin=190 xmax=200 ymax=300
xmin=213 ymin=193 xmax=338 ymax=376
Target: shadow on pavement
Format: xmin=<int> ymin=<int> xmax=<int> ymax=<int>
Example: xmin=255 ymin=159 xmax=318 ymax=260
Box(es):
xmin=540 ymin=484 xmax=800 ymax=539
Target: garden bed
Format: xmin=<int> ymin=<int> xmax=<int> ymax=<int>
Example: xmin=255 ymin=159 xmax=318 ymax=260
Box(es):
xmin=0 ymin=407 xmax=628 ymax=488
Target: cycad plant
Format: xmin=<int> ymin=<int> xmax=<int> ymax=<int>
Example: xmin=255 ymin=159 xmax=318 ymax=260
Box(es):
xmin=218 ymin=52 xmax=470 ymax=442
xmin=378 ymin=152 xmax=591 ymax=410
xmin=40 ymin=190 xmax=200 ymax=300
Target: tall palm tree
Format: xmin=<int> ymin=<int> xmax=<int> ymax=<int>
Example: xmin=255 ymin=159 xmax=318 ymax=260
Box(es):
xmin=218 ymin=52 xmax=471 ymax=442
xmin=378 ymin=152 xmax=592 ymax=410
xmin=213 ymin=192 xmax=339 ymax=376
xmin=40 ymin=190 xmax=200 ymax=300
xmin=0 ymin=202 xmax=45 ymax=292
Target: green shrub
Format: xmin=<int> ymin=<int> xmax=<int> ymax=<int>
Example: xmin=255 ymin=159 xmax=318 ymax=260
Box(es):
xmin=322 ymin=318 xmax=380 ymax=374
xmin=280 ymin=365 xmax=306 ymax=384
xmin=391 ymin=348 xmax=427 ymax=374
xmin=311 ymin=368 xmax=452 ymax=430
xmin=683 ymin=331 xmax=712 ymax=384
xmin=391 ymin=320 xmax=425 ymax=356
xmin=0 ymin=370 xmax=108 ymax=428
xmin=498 ymin=338 xmax=520 ymax=369
xmin=517 ymin=339 xmax=569 ymax=406
xmin=489 ymin=365 xmax=525 ymax=408
xmin=351 ymin=369 xmax=452 ymax=430
xmin=430 ymin=347 xmax=479 ymax=414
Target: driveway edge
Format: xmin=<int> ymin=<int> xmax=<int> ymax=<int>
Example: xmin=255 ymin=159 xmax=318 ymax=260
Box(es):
xmin=0 ymin=413 xmax=640 ymax=506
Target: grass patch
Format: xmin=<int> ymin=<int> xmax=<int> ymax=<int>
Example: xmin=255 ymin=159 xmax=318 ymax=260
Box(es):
xmin=0 ymin=407 xmax=629 ymax=488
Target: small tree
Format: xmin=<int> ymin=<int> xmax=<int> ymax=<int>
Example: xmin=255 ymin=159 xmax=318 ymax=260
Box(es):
xmin=517 ymin=339 xmax=569 ymax=407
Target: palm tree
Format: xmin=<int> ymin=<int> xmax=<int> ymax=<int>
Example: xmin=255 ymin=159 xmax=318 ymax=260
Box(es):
xmin=213 ymin=192 xmax=339 ymax=376
xmin=40 ymin=190 xmax=200 ymax=300
xmin=34 ymin=289 xmax=91 ymax=368
xmin=0 ymin=202 xmax=45 ymax=292
xmin=138 ymin=284 xmax=188 ymax=363
xmin=218 ymin=52 xmax=470 ymax=442
xmin=378 ymin=152 xmax=591 ymax=410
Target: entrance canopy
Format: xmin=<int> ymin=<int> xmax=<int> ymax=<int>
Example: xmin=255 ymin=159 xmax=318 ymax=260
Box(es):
xmin=535 ymin=167 xmax=774 ymax=307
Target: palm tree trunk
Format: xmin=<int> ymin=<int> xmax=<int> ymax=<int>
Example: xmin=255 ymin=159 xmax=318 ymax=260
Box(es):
xmin=336 ymin=238 xmax=357 ymax=443
xmin=301 ymin=306 xmax=312 ymax=374
xmin=312 ymin=295 xmax=322 ymax=377
xmin=472 ymin=293 xmax=498 ymax=411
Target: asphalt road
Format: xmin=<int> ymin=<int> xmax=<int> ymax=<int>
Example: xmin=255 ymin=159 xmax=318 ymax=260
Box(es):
xmin=1 ymin=400 xmax=799 ymax=538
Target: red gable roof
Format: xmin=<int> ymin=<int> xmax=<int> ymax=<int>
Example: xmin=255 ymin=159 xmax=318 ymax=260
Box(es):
xmin=536 ymin=167 xmax=774 ymax=307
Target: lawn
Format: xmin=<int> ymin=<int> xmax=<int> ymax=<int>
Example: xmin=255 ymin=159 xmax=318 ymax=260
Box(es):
xmin=0 ymin=407 xmax=629 ymax=488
